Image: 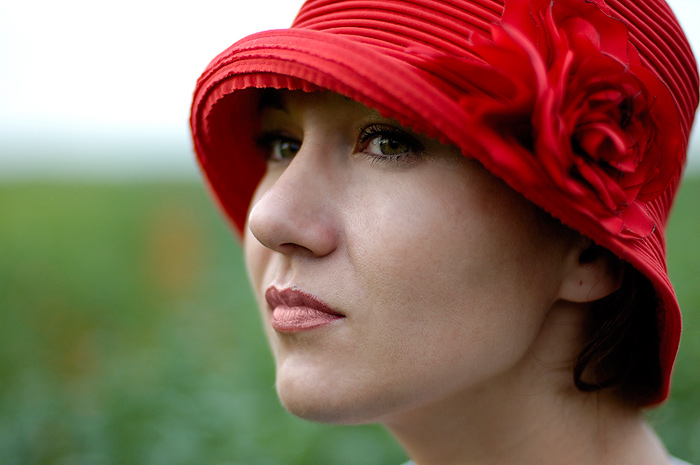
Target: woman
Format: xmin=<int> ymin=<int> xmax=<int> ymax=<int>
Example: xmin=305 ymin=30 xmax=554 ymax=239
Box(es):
xmin=190 ymin=0 xmax=699 ymax=464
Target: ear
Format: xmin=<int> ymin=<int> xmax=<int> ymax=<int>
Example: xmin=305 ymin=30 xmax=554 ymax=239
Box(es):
xmin=558 ymin=238 xmax=624 ymax=303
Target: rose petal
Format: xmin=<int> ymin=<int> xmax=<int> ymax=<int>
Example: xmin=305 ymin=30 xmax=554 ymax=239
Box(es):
xmin=620 ymin=200 xmax=656 ymax=238
xmin=427 ymin=0 xmax=681 ymax=239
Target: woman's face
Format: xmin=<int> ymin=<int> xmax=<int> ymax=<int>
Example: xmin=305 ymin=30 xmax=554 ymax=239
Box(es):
xmin=244 ymin=90 xmax=578 ymax=425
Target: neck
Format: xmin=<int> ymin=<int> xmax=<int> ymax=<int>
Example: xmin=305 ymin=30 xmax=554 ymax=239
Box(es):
xmin=385 ymin=387 xmax=669 ymax=465
xmin=380 ymin=302 xmax=671 ymax=465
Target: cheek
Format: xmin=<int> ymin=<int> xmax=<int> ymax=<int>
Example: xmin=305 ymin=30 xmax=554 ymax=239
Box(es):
xmin=345 ymin=170 xmax=565 ymax=374
xmin=350 ymin=171 xmax=536 ymax=312
xmin=243 ymin=176 xmax=277 ymax=292
xmin=243 ymin=229 xmax=264 ymax=289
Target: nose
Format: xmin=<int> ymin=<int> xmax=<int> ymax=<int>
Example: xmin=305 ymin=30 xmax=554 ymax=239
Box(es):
xmin=247 ymin=150 xmax=339 ymax=258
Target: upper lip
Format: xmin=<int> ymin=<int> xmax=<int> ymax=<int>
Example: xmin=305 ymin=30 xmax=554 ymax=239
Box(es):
xmin=265 ymin=287 xmax=344 ymax=316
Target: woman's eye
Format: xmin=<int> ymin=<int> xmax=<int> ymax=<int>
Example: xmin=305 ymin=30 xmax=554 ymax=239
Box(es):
xmin=367 ymin=136 xmax=412 ymax=156
xmin=270 ymin=139 xmax=301 ymax=162
xmin=255 ymin=133 xmax=301 ymax=163
xmin=358 ymin=125 xmax=423 ymax=165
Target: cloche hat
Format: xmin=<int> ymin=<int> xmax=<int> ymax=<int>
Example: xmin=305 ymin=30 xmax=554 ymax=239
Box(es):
xmin=190 ymin=0 xmax=699 ymax=405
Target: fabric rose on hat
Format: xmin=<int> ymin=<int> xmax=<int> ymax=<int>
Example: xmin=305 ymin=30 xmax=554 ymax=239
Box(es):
xmin=428 ymin=0 xmax=683 ymax=238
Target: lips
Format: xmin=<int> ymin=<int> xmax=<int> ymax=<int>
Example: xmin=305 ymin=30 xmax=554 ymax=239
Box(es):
xmin=265 ymin=287 xmax=345 ymax=333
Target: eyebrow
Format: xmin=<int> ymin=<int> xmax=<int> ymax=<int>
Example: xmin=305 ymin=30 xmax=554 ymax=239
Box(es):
xmin=257 ymin=89 xmax=288 ymax=113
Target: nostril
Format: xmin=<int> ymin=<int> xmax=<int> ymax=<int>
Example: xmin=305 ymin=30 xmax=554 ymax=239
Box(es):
xmin=278 ymin=242 xmax=318 ymax=256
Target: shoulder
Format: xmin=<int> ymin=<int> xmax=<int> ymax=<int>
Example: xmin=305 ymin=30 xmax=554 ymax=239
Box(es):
xmin=401 ymin=458 xmax=691 ymax=465
xmin=670 ymin=458 xmax=693 ymax=465
xmin=402 ymin=459 xmax=691 ymax=465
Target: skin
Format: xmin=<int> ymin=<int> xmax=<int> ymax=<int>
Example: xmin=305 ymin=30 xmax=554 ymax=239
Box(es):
xmin=243 ymin=90 xmax=673 ymax=465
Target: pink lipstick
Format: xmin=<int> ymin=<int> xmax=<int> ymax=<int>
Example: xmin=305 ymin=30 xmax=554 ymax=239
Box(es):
xmin=265 ymin=287 xmax=344 ymax=333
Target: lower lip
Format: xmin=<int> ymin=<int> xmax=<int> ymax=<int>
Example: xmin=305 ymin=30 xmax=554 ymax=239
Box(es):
xmin=271 ymin=305 xmax=344 ymax=332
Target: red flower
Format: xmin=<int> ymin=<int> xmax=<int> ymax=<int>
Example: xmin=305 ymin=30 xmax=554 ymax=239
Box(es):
xmin=427 ymin=0 xmax=682 ymax=238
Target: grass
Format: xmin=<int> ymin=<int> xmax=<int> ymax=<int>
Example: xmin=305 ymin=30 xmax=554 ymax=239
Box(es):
xmin=0 ymin=176 xmax=698 ymax=464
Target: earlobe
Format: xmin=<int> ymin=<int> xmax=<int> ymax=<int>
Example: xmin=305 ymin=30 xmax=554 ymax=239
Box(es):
xmin=558 ymin=239 xmax=624 ymax=304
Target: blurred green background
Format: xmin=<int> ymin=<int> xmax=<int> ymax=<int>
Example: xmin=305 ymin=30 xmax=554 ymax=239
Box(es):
xmin=0 ymin=176 xmax=698 ymax=465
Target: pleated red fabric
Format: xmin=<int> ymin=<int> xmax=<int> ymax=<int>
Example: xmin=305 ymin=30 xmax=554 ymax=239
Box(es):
xmin=190 ymin=0 xmax=699 ymax=405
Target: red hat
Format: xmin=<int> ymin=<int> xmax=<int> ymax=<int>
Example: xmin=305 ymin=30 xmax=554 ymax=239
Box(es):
xmin=190 ymin=0 xmax=699 ymax=405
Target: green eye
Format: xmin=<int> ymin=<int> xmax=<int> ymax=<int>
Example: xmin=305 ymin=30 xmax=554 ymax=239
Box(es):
xmin=358 ymin=124 xmax=423 ymax=165
xmin=271 ymin=139 xmax=301 ymax=161
xmin=374 ymin=136 xmax=412 ymax=156
xmin=255 ymin=132 xmax=301 ymax=163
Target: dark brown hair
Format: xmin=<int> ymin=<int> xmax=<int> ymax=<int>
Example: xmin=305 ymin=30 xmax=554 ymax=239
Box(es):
xmin=573 ymin=261 xmax=662 ymax=405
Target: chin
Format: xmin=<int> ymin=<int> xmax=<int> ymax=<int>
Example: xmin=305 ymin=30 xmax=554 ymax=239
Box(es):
xmin=276 ymin=384 xmax=366 ymax=425
xmin=274 ymin=367 xmax=402 ymax=425
xmin=275 ymin=374 xmax=362 ymax=425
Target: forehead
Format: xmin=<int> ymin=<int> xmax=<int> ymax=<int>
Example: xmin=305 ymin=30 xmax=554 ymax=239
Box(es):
xmin=257 ymin=89 xmax=383 ymax=120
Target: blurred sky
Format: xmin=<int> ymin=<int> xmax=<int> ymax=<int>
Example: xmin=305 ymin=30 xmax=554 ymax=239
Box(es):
xmin=0 ymin=0 xmax=698 ymax=179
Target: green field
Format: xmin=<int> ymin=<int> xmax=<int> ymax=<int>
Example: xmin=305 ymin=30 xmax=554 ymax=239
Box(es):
xmin=1 ymin=177 xmax=698 ymax=465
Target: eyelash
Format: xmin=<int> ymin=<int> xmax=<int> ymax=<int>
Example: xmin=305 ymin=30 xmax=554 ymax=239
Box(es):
xmin=253 ymin=124 xmax=424 ymax=166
